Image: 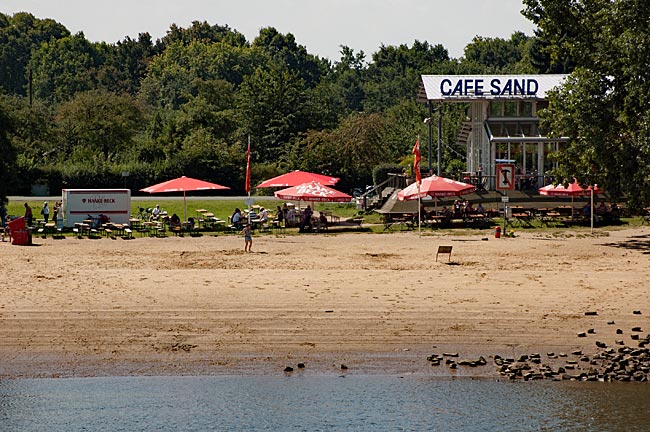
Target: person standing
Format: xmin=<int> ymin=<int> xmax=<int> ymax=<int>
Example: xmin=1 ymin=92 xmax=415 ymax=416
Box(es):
xmin=41 ymin=201 xmax=50 ymax=223
xmin=52 ymin=201 xmax=63 ymax=228
xmin=0 ymin=200 xmax=7 ymax=228
xmin=24 ymin=202 xmax=33 ymax=227
xmin=241 ymin=223 xmax=252 ymax=252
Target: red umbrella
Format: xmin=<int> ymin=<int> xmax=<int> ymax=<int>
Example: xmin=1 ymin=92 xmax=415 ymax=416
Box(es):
xmin=398 ymin=175 xmax=475 ymax=204
xmin=257 ymin=170 xmax=340 ymax=188
xmin=538 ymin=180 xmax=602 ymax=216
xmin=397 ymin=175 xmax=476 ymax=218
xmin=274 ymin=181 xmax=352 ymax=203
xmin=141 ymin=176 xmax=229 ymax=222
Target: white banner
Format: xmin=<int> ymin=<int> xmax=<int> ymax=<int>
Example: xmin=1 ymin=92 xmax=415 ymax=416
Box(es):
xmin=421 ymin=74 xmax=568 ymax=101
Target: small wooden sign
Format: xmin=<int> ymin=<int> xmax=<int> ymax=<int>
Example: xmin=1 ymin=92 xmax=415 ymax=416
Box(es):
xmin=436 ymin=245 xmax=453 ymax=262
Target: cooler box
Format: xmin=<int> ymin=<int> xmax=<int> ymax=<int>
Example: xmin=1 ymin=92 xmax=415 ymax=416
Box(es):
xmin=11 ymin=230 xmax=30 ymax=245
xmin=7 ymin=216 xmax=26 ymax=232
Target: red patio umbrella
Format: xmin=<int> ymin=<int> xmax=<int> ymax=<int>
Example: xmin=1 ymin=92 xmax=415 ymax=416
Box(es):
xmin=538 ymin=180 xmax=602 ymax=217
xmin=140 ymin=176 xmax=230 ymax=222
xmin=257 ymin=170 xmax=340 ymax=188
xmin=274 ymin=181 xmax=352 ymax=203
xmin=397 ymin=175 xmax=476 ymax=212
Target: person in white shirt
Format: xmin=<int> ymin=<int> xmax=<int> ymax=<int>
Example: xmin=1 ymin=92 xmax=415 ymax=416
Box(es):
xmin=150 ymin=204 xmax=161 ymax=221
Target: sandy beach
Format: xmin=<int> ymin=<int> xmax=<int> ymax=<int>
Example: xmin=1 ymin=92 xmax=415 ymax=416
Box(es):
xmin=1 ymin=226 xmax=649 ymax=379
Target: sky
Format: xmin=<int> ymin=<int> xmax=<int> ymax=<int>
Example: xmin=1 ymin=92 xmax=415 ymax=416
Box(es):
xmin=3 ymin=0 xmax=536 ymax=61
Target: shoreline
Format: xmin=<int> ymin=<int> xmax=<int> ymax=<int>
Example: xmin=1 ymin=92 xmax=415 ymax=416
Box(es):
xmin=1 ymin=226 xmax=649 ymax=380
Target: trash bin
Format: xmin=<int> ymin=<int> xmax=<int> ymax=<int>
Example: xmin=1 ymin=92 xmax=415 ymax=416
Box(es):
xmin=494 ymin=226 xmax=501 ymax=238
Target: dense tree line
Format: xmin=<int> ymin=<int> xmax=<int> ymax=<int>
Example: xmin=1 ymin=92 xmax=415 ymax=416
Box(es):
xmin=1 ymin=6 xmax=648 ymax=209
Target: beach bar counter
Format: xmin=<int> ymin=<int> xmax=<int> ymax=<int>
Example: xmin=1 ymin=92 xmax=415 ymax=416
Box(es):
xmin=61 ymin=189 xmax=131 ymax=228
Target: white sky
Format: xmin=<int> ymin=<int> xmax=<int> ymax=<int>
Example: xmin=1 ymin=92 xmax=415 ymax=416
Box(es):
xmin=2 ymin=0 xmax=536 ymax=61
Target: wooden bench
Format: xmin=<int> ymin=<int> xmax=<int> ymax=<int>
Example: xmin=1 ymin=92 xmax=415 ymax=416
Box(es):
xmin=436 ymin=245 xmax=453 ymax=262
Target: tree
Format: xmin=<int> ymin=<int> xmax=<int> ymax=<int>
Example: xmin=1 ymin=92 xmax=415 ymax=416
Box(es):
xmin=462 ymin=32 xmax=531 ymax=73
xmin=252 ymin=27 xmax=327 ymax=88
xmin=139 ymin=41 xmax=264 ymax=109
xmin=524 ymin=0 xmax=650 ymax=208
xmin=55 ymin=90 xmax=144 ymax=162
xmin=236 ymin=65 xmax=308 ymax=163
xmin=29 ymin=33 xmax=102 ymax=103
xmin=0 ymin=97 xmax=16 ymax=202
xmin=0 ymin=12 xmax=69 ymax=96
xmin=97 ymin=33 xmax=157 ymax=95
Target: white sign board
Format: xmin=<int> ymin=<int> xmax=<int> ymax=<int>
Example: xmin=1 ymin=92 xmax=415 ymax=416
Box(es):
xmin=62 ymin=189 xmax=131 ymax=227
xmin=496 ymin=164 xmax=516 ymax=191
xmin=421 ymin=74 xmax=568 ymax=101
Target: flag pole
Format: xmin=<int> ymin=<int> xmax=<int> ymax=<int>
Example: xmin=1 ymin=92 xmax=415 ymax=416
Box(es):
xmin=246 ymin=135 xmax=252 ymax=225
xmin=418 ymin=183 xmax=421 ymax=237
xmin=413 ymin=135 xmax=422 ymax=237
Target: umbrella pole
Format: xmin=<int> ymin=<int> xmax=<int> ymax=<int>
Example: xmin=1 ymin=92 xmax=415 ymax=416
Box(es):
xmin=184 ymin=191 xmax=187 ymax=223
xmin=590 ymin=187 xmax=594 ymax=234
xmin=418 ymin=185 xmax=421 ymax=237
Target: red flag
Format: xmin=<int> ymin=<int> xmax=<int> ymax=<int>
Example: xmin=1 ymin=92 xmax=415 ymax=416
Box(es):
xmin=412 ymin=138 xmax=421 ymax=185
xmin=245 ymin=140 xmax=251 ymax=193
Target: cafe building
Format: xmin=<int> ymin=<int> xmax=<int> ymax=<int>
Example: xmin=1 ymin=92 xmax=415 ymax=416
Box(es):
xmin=419 ymin=74 xmax=568 ymax=191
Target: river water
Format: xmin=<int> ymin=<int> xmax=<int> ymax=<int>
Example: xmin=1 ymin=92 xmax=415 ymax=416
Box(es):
xmin=1 ymin=375 xmax=649 ymax=431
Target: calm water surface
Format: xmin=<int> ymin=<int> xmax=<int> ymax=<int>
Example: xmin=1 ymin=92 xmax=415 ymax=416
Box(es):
xmin=1 ymin=375 xmax=649 ymax=431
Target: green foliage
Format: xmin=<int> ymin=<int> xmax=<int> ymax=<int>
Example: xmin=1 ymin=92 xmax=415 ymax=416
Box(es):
xmin=7 ymin=10 xmax=624 ymax=203
xmin=372 ymin=164 xmax=404 ymax=186
xmin=527 ymin=0 xmax=650 ymax=209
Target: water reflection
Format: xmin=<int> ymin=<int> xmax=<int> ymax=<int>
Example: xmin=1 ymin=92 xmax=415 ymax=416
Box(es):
xmin=1 ymin=376 xmax=649 ymax=431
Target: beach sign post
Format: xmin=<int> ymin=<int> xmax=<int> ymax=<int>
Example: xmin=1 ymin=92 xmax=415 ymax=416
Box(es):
xmin=496 ymin=163 xmax=515 ymax=237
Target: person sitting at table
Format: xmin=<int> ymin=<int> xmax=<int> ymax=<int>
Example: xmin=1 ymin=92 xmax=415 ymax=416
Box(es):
xmin=259 ymin=207 xmax=268 ymax=223
xmin=318 ymin=211 xmax=328 ymax=228
xmin=419 ymin=204 xmax=428 ymax=221
xmin=475 ymin=202 xmax=485 ymax=215
xmin=300 ymin=205 xmax=313 ymax=232
xmin=231 ymin=208 xmax=243 ymax=230
xmin=150 ymin=204 xmax=162 ymax=221
xmin=464 ymin=201 xmax=475 ymax=216
xmin=275 ymin=205 xmax=285 ymax=226
xmin=170 ymin=213 xmax=181 ymax=228
xmin=453 ymin=200 xmax=462 ymax=218
xmin=286 ymin=206 xmax=297 ymax=227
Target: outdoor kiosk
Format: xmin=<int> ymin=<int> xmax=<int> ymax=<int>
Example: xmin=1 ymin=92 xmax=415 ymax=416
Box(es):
xmin=61 ymin=189 xmax=131 ymax=227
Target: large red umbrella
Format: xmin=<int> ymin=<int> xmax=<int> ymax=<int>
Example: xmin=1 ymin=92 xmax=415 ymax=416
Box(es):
xmin=538 ymin=180 xmax=602 ymax=216
xmin=140 ymin=176 xmax=230 ymax=222
xmin=274 ymin=181 xmax=352 ymax=203
xmin=397 ymin=175 xmax=476 ymax=211
xmin=257 ymin=170 xmax=340 ymax=188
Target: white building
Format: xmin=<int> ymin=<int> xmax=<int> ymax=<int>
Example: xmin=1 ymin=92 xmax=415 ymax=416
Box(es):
xmin=419 ymin=74 xmax=569 ymax=191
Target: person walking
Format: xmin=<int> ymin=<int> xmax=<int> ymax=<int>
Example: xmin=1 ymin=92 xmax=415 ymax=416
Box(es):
xmin=241 ymin=223 xmax=252 ymax=252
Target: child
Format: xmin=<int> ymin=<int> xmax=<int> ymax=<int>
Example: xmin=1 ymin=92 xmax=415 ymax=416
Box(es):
xmin=241 ymin=223 xmax=252 ymax=252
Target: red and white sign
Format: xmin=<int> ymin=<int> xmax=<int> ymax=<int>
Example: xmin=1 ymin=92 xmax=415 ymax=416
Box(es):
xmin=62 ymin=189 xmax=131 ymax=227
xmin=496 ymin=164 xmax=515 ymax=191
